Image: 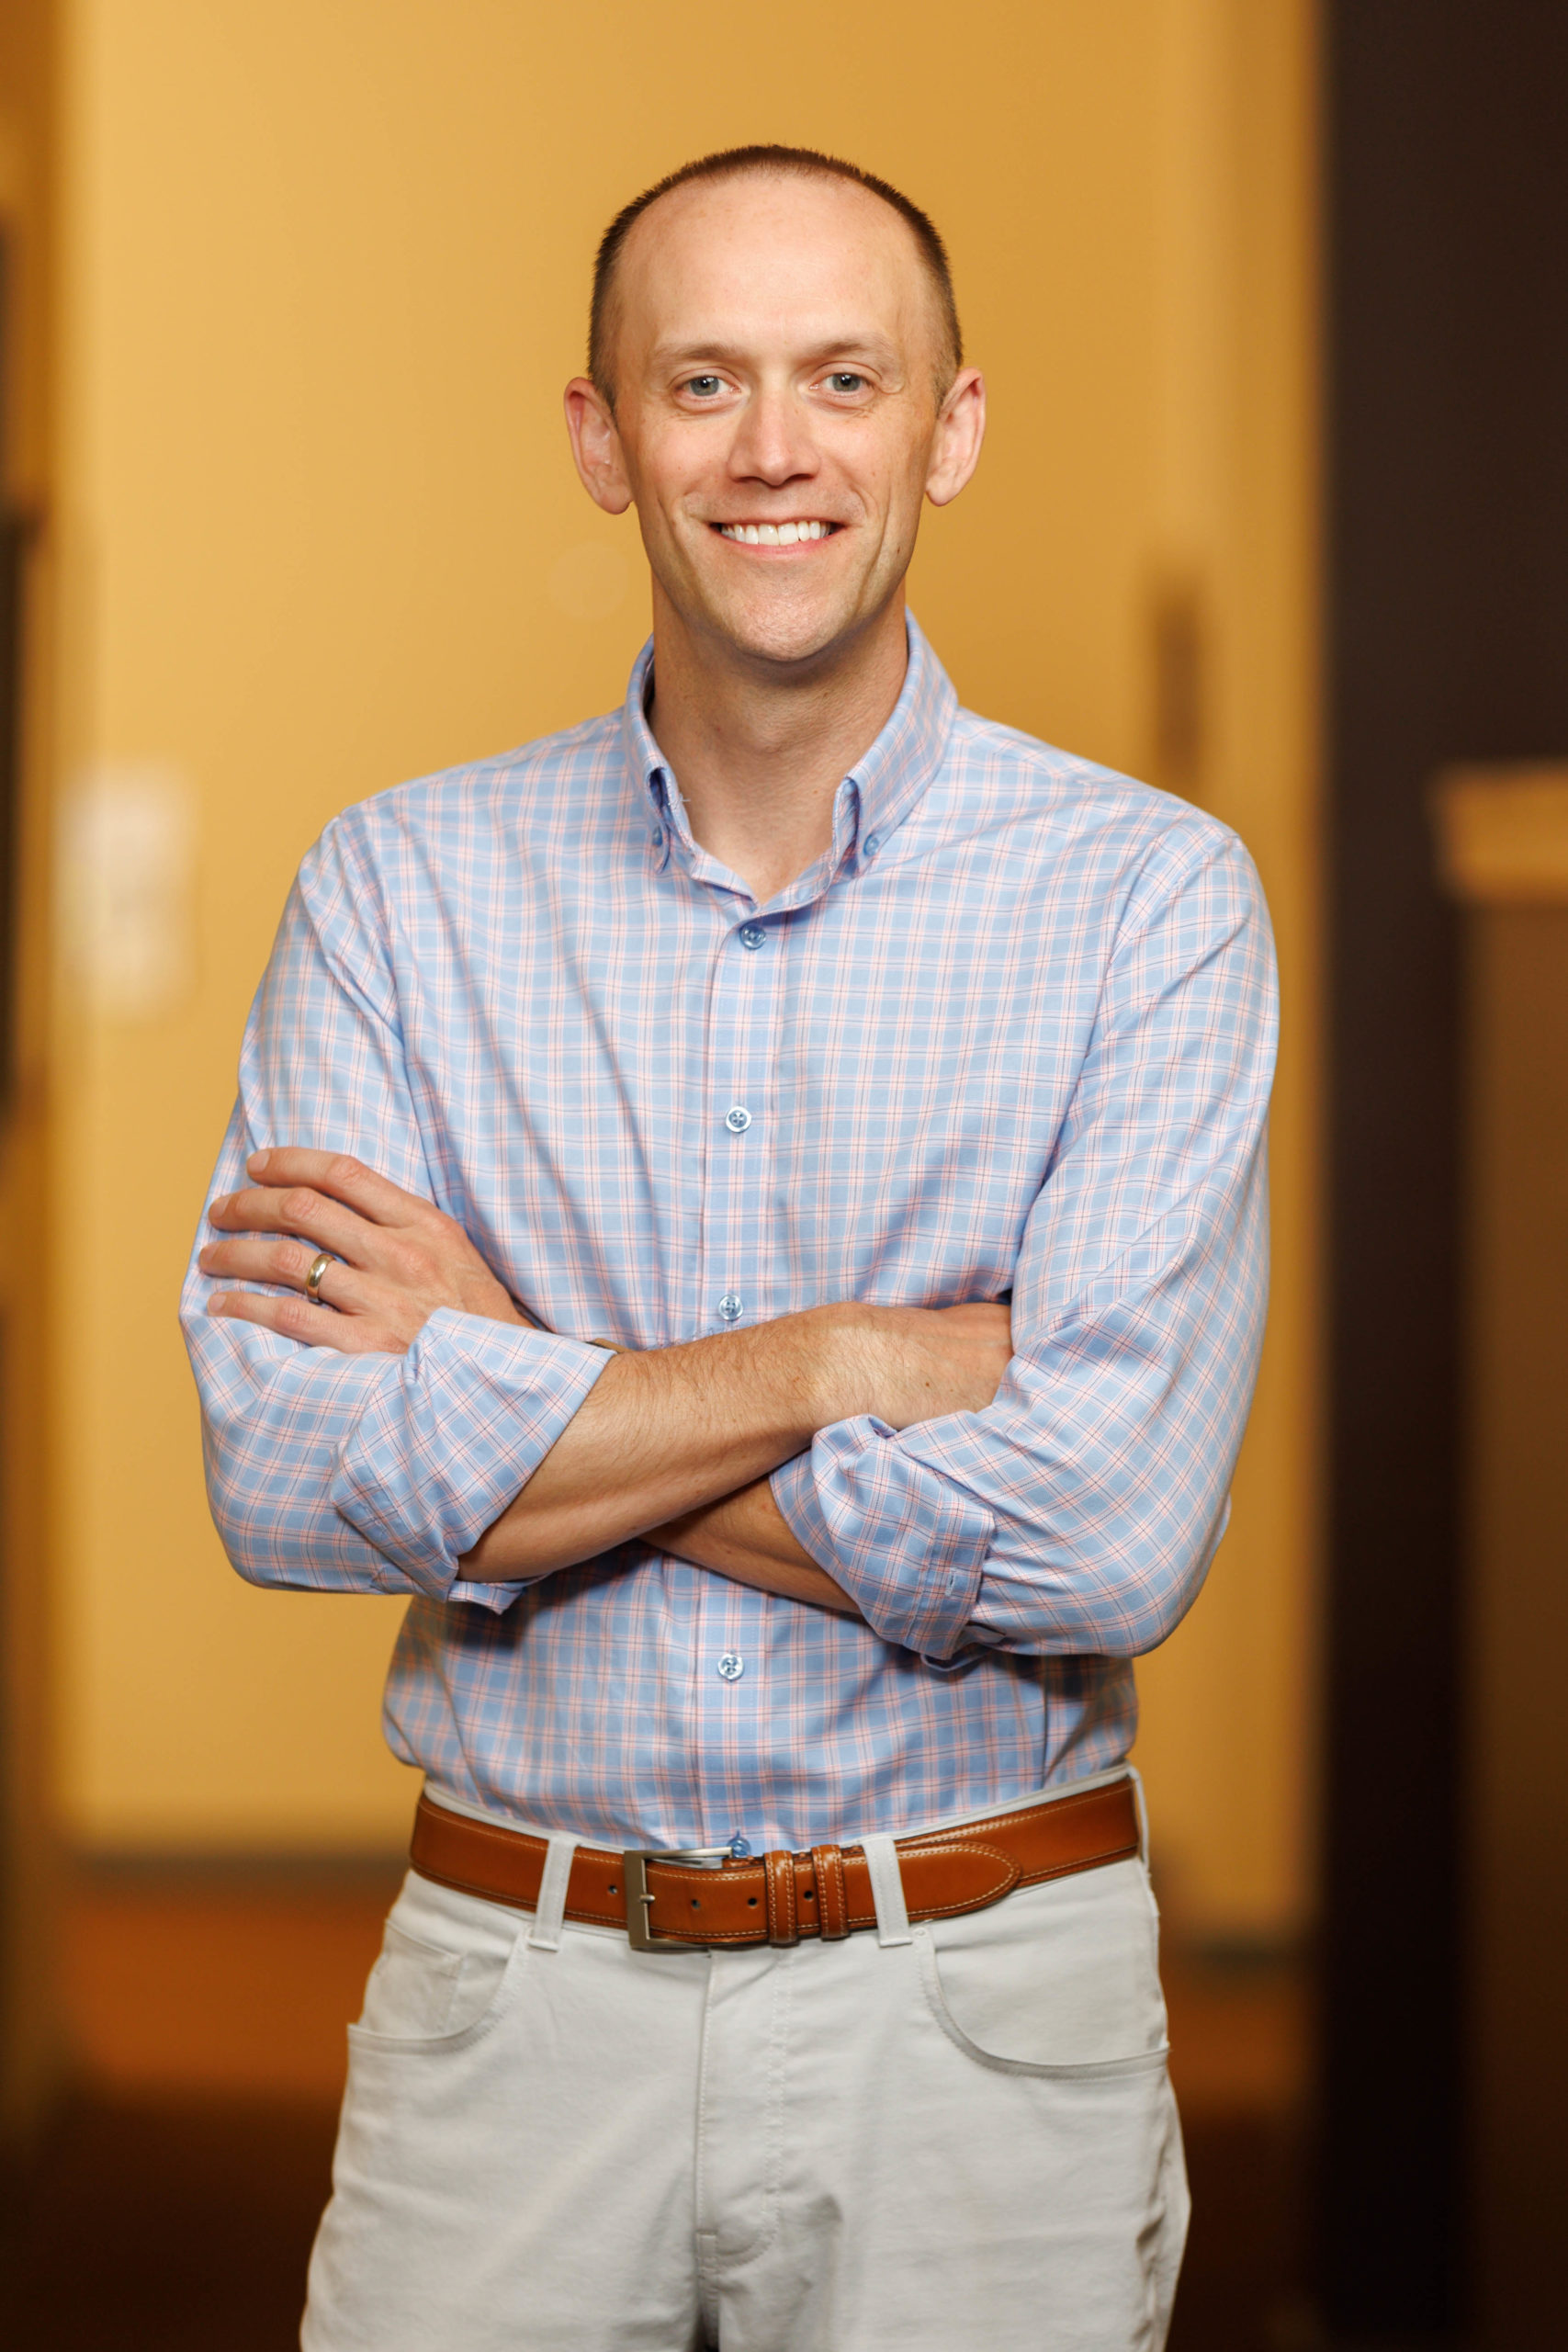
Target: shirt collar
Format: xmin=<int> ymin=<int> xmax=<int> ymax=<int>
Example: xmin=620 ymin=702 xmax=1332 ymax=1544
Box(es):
xmin=621 ymin=612 xmax=959 ymax=906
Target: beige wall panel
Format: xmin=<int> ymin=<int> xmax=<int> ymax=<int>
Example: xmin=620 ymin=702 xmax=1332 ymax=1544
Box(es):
xmin=51 ymin=0 xmax=1318 ymax=1919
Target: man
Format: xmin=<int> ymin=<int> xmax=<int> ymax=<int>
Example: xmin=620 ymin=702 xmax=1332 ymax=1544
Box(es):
xmin=183 ymin=145 xmax=1274 ymax=2350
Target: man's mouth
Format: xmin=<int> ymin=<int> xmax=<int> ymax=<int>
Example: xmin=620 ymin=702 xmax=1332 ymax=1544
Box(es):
xmin=712 ymin=520 xmax=840 ymax=547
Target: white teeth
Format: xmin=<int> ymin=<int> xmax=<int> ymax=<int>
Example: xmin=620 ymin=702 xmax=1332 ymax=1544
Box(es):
xmin=718 ymin=519 xmax=832 ymax=544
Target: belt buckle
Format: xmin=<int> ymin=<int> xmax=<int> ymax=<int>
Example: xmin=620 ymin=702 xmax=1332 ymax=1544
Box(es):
xmin=624 ymin=1845 xmax=728 ymax=1953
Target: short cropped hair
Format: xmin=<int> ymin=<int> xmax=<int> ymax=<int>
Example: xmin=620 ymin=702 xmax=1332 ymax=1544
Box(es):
xmin=588 ymin=144 xmax=963 ymax=407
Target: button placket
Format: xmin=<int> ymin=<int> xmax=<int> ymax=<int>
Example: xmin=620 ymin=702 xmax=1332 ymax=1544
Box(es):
xmin=697 ymin=917 xmax=777 ymax=1338
xmin=687 ymin=903 xmax=783 ymax=1844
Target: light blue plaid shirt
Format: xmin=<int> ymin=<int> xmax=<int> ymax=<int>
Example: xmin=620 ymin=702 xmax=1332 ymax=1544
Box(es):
xmin=182 ymin=618 xmax=1275 ymax=1852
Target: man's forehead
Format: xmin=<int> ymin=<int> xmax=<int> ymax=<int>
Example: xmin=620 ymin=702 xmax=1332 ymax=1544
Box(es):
xmin=616 ymin=172 xmax=930 ymax=327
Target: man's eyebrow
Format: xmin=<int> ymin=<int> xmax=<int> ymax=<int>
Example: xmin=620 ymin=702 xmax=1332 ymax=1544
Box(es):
xmin=648 ymin=334 xmax=902 ymax=373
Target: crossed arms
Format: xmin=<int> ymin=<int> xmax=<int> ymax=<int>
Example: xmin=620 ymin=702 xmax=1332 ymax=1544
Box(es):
xmin=181 ymin=813 xmax=1275 ymax=1661
xmin=200 ymin=1148 xmax=1012 ymax=1619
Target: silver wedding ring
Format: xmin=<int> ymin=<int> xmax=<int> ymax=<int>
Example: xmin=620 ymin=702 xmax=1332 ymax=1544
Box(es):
xmin=304 ymin=1250 xmax=333 ymax=1304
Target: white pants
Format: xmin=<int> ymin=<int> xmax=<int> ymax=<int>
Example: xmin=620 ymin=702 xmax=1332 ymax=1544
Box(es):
xmin=302 ymin=1779 xmax=1188 ymax=2349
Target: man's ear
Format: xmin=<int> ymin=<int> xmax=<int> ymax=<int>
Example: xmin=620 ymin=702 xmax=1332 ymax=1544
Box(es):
xmin=925 ymin=368 xmax=987 ymax=509
xmin=564 ymin=378 xmax=634 ymax=515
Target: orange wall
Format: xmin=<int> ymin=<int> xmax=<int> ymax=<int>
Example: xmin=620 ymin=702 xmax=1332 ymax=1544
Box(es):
xmin=48 ymin=0 xmax=1318 ymax=1934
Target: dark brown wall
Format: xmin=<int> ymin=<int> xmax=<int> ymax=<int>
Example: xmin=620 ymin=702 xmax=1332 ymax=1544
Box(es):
xmin=1464 ymin=906 xmax=1568 ymax=2350
xmin=1325 ymin=1 xmax=1568 ymax=2337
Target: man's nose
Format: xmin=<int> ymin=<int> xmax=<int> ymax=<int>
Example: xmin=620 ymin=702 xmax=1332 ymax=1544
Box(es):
xmin=728 ymin=387 xmax=818 ymax=485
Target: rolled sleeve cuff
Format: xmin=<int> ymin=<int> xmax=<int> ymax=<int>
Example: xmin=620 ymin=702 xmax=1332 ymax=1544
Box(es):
xmin=330 ymin=1310 xmax=611 ymax=1600
xmin=771 ymin=1417 xmax=995 ymax=1662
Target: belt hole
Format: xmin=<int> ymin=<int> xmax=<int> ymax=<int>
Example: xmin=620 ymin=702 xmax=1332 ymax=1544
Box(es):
xmin=748 ymin=1896 xmax=758 ymax=1907
xmin=607 ymin=1883 xmax=617 ymax=1894
xmin=691 ymin=1897 xmax=701 ymax=1909
xmin=803 ymin=1888 xmax=815 ymax=1900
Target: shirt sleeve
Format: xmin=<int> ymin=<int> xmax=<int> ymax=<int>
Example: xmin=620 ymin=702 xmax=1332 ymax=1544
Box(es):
xmin=770 ymin=829 xmax=1275 ymax=1663
xmin=179 ymin=813 xmax=611 ymax=1609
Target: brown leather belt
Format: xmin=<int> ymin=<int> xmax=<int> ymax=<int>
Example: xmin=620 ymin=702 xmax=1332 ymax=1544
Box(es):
xmin=410 ymin=1776 xmax=1141 ymax=1953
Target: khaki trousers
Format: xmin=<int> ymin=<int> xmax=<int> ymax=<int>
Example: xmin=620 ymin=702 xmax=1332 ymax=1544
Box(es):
xmin=302 ymin=1773 xmax=1188 ymax=2349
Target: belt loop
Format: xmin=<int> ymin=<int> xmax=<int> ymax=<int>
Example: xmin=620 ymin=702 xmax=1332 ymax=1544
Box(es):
xmin=1125 ymin=1767 xmax=1151 ymax=1866
xmin=528 ymin=1833 xmax=579 ymax=1951
xmin=862 ymin=1833 xmax=912 ymax=1948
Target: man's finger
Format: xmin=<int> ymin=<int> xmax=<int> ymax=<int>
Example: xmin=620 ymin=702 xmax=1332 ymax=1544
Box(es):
xmin=245 ymin=1148 xmax=432 ymax=1229
xmin=207 ymin=1287 xmax=402 ymax=1354
xmin=208 ymin=1183 xmax=375 ymax=1264
xmin=198 ymin=1234 xmax=368 ymax=1308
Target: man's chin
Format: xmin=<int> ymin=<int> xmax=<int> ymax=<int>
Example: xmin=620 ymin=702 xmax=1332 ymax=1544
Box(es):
xmin=687 ymin=583 xmax=887 ymax=675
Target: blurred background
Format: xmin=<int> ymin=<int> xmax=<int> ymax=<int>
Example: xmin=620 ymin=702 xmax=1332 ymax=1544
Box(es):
xmin=0 ymin=3 xmax=1562 ymax=2346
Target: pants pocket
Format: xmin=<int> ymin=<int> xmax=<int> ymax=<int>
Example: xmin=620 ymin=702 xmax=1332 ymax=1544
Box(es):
xmin=919 ymin=1857 xmax=1169 ymax=2076
xmin=349 ymin=1875 xmax=522 ymax=2050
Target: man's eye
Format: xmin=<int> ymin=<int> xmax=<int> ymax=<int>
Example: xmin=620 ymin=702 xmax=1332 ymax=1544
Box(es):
xmin=827 ymin=372 xmax=867 ymax=393
xmin=683 ymin=376 xmax=724 ymax=398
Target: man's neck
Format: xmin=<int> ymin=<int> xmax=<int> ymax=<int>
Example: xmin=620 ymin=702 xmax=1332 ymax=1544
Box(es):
xmin=646 ymin=590 xmax=909 ymax=904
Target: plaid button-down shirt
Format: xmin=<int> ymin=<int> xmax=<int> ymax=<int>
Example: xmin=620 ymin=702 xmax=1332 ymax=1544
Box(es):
xmin=182 ymin=618 xmax=1275 ymax=1853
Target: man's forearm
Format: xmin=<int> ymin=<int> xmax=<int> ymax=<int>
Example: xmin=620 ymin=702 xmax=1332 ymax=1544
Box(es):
xmin=651 ymin=1477 xmax=863 ymax=1617
xmin=459 ymin=1309 xmax=845 ymax=1578
xmin=459 ymin=1297 xmax=1011 ymax=1581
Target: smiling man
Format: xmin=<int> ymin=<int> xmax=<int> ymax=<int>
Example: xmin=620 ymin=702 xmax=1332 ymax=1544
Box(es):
xmin=182 ymin=148 xmax=1275 ymax=2351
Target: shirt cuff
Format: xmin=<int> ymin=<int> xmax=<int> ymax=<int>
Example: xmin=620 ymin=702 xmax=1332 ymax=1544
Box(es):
xmin=771 ymin=1417 xmax=995 ymax=1661
xmin=330 ymin=1310 xmax=611 ymax=1598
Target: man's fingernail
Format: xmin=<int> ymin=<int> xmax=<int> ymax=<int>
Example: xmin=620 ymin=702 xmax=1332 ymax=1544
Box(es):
xmin=249 ymin=1148 xmax=270 ymax=1173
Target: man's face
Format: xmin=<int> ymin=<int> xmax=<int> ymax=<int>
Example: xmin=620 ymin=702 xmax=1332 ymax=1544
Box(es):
xmin=569 ymin=173 xmax=983 ymax=673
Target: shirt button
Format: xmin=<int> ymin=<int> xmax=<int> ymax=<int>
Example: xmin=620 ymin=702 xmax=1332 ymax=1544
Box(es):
xmin=717 ymin=1292 xmax=743 ymax=1323
xmin=717 ymin=1652 xmax=745 ymax=1682
xmin=649 ymin=827 xmax=663 ymax=848
xmin=724 ymin=1104 xmax=752 ymax=1134
xmin=739 ymin=923 xmax=766 ymax=951
xmin=863 ymin=831 xmax=881 ymax=858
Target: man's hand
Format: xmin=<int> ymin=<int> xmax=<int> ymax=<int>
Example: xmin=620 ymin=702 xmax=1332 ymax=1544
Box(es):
xmin=836 ymin=1301 xmax=1014 ymax=1426
xmin=201 ymin=1148 xmax=526 ymax=1351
